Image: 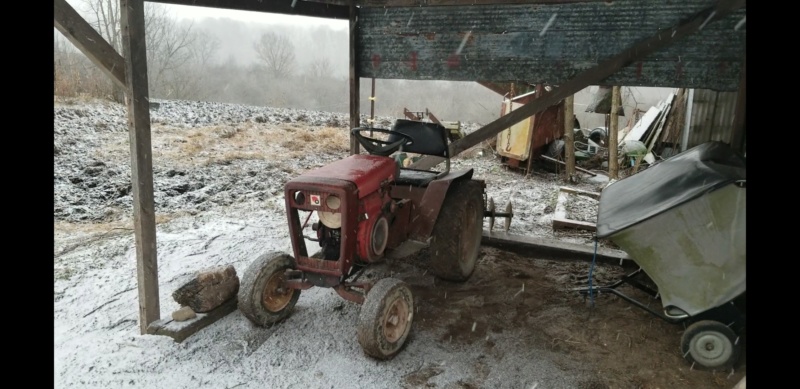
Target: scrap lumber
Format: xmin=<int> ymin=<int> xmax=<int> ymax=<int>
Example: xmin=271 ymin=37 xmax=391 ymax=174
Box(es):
xmin=146 ymin=298 xmax=238 ymax=343
xmin=552 ymin=186 xmax=600 ymax=232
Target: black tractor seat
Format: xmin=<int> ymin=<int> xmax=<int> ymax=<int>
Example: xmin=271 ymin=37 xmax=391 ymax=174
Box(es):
xmin=387 ymin=119 xmax=451 ymax=187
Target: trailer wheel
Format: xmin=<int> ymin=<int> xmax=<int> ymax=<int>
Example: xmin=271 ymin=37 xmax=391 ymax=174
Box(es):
xmin=681 ymin=320 xmax=741 ymax=370
xmin=238 ymin=252 xmax=301 ymax=326
xmin=429 ymin=179 xmax=483 ymax=281
xmin=357 ymin=278 xmax=414 ymax=360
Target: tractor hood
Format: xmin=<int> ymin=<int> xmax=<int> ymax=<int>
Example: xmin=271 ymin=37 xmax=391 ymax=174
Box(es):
xmin=296 ymin=154 xmax=399 ymax=199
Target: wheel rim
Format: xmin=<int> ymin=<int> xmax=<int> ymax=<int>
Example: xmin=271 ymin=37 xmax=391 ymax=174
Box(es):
xmin=690 ymin=330 xmax=733 ymax=367
xmin=261 ymin=271 xmax=293 ymax=312
xmin=382 ymin=297 xmax=410 ymax=343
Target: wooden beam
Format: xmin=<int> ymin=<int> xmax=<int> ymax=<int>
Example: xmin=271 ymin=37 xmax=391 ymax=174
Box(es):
xmin=120 ymin=0 xmax=160 ymax=335
xmin=53 ymin=0 xmax=127 ymax=90
xmin=608 ymin=86 xmax=620 ymax=179
xmin=409 ymin=0 xmax=745 ymax=171
xmin=481 ymin=230 xmax=634 ymax=267
xmin=148 ymin=0 xmax=349 ymax=20
xmin=564 ymin=95 xmax=576 ymax=181
xmin=349 ymin=0 xmax=360 ymax=155
xmin=146 ymin=298 xmax=238 ymax=343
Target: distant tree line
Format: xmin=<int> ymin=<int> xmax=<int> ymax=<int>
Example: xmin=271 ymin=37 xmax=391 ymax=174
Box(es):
xmin=53 ymin=2 xmax=503 ymax=124
xmin=54 ymin=3 xmax=674 ymax=126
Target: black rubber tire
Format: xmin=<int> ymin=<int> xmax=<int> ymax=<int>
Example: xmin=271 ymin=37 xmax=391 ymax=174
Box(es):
xmin=681 ymin=320 xmax=741 ymax=371
xmin=357 ymin=278 xmax=414 ymax=360
xmin=238 ymin=252 xmax=301 ymax=327
xmin=429 ymin=179 xmax=483 ymax=281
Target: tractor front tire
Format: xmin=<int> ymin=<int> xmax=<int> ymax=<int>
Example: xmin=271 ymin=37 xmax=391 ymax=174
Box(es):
xmin=238 ymin=252 xmax=301 ymax=327
xmin=429 ymin=179 xmax=483 ymax=282
xmin=357 ymin=278 xmax=414 ymax=360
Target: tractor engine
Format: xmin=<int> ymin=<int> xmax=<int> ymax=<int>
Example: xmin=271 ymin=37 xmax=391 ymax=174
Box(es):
xmin=284 ymin=154 xmax=399 ymax=280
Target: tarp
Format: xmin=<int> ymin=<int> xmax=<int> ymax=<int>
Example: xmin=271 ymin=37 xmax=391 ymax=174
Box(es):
xmin=596 ymin=141 xmax=746 ymax=238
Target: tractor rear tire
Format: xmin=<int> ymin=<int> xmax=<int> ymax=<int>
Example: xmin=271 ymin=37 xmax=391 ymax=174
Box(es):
xmin=238 ymin=252 xmax=301 ymax=327
xmin=429 ymin=179 xmax=483 ymax=282
xmin=357 ymin=278 xmax=414 ymax=360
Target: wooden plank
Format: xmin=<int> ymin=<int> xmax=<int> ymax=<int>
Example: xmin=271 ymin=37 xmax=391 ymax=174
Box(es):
xmin=146 ymin=298 xmax=238 ymax=343
xmin=349 ymin=1 xmax=361 ymax=155
xmin=553 ymin=217 xmax=597 ymax=232
xmin=608 ymin=86 xmax=620 ymax=179
xmin=564 ymin=94 xmax=576 ymax=180
xmin=553 ymin=190 xmax=568 ymax=220
xmin=559 ymin=186 xmax=600 ymax=199
xmin=149 ymin=0 xmax=350 ymax=20
xmin=120 ymin=0 xmax=160 ymax=335
xmin=409 ymin=0 xmax=744 ymax=170
xmin=53 ymin=0 xmax=126 ymax=89
xmin=481 ymin=230 xmax=634 ymax=267
xmin=553 ymin=187 xmax=598 ymax=232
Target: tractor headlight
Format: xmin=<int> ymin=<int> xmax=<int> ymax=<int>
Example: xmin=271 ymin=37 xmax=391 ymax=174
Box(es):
xmin=326 ymin=195 xmax=341 ymax=210
xmin=319 ymin=211 xmax=342 ymax=229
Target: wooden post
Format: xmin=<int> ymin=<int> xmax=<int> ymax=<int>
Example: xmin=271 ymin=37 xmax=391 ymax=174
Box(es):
xmin=608 ymin=86 xmax=621 ymax=179
xmin=348 ymin=1 xmax=360 ymax=155
xmin=525 ymin=84 xmax=544 ymax=177
xmin=120 ymin=0 xmax=160 ymax=334
xmin=564 ymin=95 xmax=576 ymax=181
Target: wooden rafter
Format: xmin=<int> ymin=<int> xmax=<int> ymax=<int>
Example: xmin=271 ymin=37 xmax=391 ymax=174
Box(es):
xmin=53 ymin=0 xmax=127 ymax=89
xmin=148 ymin=0 xmax=349 ymax=19
xmin=411 ymin=0 xmax=746 ymax=170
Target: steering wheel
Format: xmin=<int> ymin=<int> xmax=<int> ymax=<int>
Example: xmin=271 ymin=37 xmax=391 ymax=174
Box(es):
xmin=351 ymin=127 xmax=414 ymax=157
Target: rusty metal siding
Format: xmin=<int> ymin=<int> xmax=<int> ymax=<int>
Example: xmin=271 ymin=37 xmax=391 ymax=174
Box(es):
xmin=357 ymin=0 xmax=745 ymax=90
xmin=687 ymin=89 xmax=738 ymax=148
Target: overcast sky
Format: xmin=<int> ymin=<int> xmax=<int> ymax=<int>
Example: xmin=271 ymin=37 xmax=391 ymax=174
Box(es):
xmin=64 ymin=0 xmax=347 ymax=29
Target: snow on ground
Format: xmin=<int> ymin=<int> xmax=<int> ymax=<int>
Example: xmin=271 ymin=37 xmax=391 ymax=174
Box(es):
xmin=54 ymin=96 xmax=611 ymax=389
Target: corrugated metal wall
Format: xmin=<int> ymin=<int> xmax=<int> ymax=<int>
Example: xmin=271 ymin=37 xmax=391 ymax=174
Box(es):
xmin=357 ymin=0 xmax=746 ymax=90
xmin=687 ymin=89 xmax=739 ymax=148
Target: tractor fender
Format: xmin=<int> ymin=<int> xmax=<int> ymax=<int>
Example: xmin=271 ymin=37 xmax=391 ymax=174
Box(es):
xmin=409 ymin=168 xmax=476 ymax=241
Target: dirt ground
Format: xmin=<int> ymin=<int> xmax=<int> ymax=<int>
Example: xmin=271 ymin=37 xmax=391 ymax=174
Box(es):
xmin=373 ymin=246 xmax=747 ymax=389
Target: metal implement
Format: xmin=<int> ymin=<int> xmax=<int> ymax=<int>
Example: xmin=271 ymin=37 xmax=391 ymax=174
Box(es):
xmin=484 ymin=197 xmax=513 ymax=232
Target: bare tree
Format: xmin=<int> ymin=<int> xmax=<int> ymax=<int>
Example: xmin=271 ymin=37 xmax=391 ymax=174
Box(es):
xmin=74 ymin=1 xmax=201 ymax=100
xmin=308 ymin=57 xmax=333 ymax=79
xmin=253 ymin=32 xmax=296 ymax=78
xmin=161 ymin=30 xmax=221 ymax=100
xmin=80 ymin=0 xmax=124 ymax=101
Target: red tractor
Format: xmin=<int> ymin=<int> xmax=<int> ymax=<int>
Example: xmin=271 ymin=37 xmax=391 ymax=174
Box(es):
xmin=237 ymin=119 xmax=486 ymax=359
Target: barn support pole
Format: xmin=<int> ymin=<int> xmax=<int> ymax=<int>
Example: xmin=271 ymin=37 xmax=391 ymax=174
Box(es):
xmin=608 ymin=86 xmax=621 ymax=179
xmin=564 ymin=95 xmax=576 ymax=182
xmin=410 ymin=0 xmax=745 ymax=170
xmin=120 ymin=0 xmax=160 ymax=334
xmin=348 ymin=0 xmax=361 ymax=155
xmin=730 ymin=53 xmax=746 ymax=154
xmin=525 ymin=84 xmax=544 ymax=177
